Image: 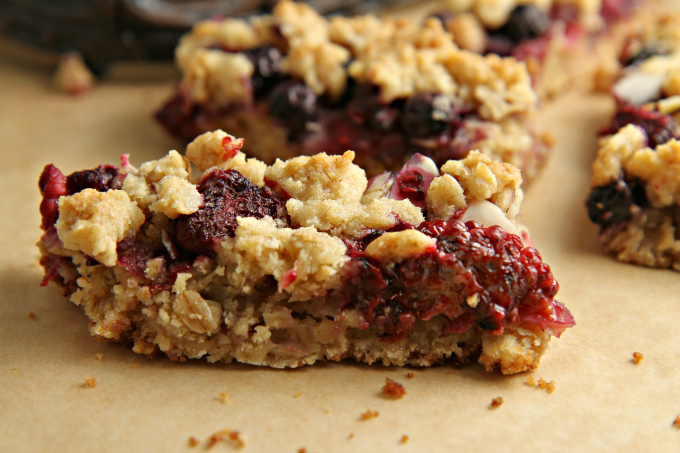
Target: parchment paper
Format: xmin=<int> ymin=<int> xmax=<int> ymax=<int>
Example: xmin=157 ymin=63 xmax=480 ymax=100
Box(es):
xmin=2 ymin=6 xmax=680 ymax=451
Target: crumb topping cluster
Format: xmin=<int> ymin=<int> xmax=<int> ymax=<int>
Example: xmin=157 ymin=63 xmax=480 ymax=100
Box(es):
xmin=175 ymin=0 xmax=537 ymax=121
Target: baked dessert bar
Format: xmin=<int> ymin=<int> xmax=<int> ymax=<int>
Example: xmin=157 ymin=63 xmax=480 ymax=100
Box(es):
xmin=586 ymin=22 xmax=680 ymax=270
xmin=435 ymin=0 xmax=644 ymax=99
xmin=38 ymin=130 xmax=574 ymax=374
xmin=155 ymin=0 xmax=551 ymax=183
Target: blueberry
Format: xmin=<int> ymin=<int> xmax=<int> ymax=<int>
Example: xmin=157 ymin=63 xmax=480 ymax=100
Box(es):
xmin=586 ymin=179 xmax=646 ymax=228
xmin=498 ymin=5 xmax=550 ymax=43
xmin=245 ymin=46 xmax=284 ymax=95
xmin=269 ymin=81 xmax=318 ymax=136
xmin=401 ymin=93 xmax=455 ymax=138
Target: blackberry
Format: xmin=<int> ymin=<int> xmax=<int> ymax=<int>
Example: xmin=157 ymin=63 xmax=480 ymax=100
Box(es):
xmin=65 ymin=165 xmax=121 ymax=195
xmin=245 ymin=46 xmax=284 ymax=95
xmin=604 ymin=103 xmax=680 ymax=148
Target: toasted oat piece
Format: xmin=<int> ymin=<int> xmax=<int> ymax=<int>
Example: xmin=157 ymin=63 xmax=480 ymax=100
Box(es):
xmin=155 ymin=0 xmax=551 ymax=184
xmin=434 ymin=0 xmax=651 ymax=99
xmin=38 ymin=131 xmax=573 ymax=374
xmin=586 ymin=29 xmax=680 ymax=271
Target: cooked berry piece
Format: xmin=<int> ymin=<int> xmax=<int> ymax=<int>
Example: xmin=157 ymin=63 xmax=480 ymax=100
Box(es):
xmin=604 ymin=103 xmax=680 ymax=148
xmin=498 ymin=5 xmax=550 ymax=43
xmin=245 ymin=46 xmax=284 ymax=95
xmin=402 ymin=93 xmax=455 ymax=138
xmin=65 ymin=165 xmax=121 ymax=195
xmin=176 ymin=169 xmax=287 ymax=255
xmin=586 ymin=179 xmax=646 ymax=228
xmin=269 ymin=81 xmax=318 ymax=136
xmin=600 ymin=0 xmax=638 ymax=23
xmin=341 ymin=218 xmax=566 ymax=340
xmin=38 ymin=164 xmax=67 ymax=230
xmin=484 ymin=34 xmax=515 ymax=57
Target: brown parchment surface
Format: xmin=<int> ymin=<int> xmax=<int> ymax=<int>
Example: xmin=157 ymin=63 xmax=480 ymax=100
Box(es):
xmin=2 ymin=7 xmax=680 ymax=452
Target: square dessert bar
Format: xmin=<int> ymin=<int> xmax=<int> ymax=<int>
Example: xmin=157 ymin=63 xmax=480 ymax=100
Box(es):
xmin=156 ymin=0 xmax=552 ymax=183
xmin=587 ymin=15 xmax=680 ymax=269
xmin=38 ymin=131 xmax=574 ymax=374
xmin=435 ymin=0 xmax=645 ymax=99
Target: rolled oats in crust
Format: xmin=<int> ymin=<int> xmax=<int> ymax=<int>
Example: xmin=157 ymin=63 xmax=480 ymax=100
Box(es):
xmin=38 ymin=131 xmax=574 ymax=374
xmin=156 ymin=0 xmax=550 ymax=185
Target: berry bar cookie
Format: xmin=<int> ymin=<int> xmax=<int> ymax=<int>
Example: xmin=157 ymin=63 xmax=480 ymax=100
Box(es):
xmin=435 ymin=0 xmax=644 ymax=99
xmin=155 ymin=1 xmax=551 ymax=183
xmin=586 ymin=22 xmax=680 ymax=270
xmin=38 ymin=131 xmax=574 ymax=374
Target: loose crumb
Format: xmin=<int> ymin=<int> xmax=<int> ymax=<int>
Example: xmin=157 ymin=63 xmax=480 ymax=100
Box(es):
xmin=294 ymin=391 xmax=302 ymax=398
xmin=95 ymin=353 xmax=103 ymax=361
xmin=132 ymin=364 xmax=139 ymax=369
xmin=406 ymin=372 xmax=415 ymax=379
xmin=381 ymin=378 xmax=406 ymax=398
xmin=297 ymin=449 xmax=307 ymax=453
xmin=217 ymin=392 xmax=230 ymax=403
xmin=673 ymin=415 xmax=680 ymax=429
xmin=525 ymin=376 xmax=536 ymax=386
xmin=399 ymin=435 xmax=409 ymax=444
xmin=188 ymin=437 xmax=200 ymax=448
xmin=490 ymin=397 xmax=504 ymax=409
xmin=632 ymin=352 xmax=644 ymax=364
xmin=323 ymin=409 xmax=330 ymax=414
xmin=12 ymin=366 xmax=19 ymax=371
xmin=446 ymin=370 xmax=453 ymax=375
xmin=537 ymin=378 xmax=556 ymax=394
xmin=28 ymin=312 xmax=36 ymax=319
xmin=348 ymin=433 xmax=355 ymax=440
xmin=206 ymin=428 xmax=245 ymax=449
xmin=84 ymin=377 xmax=97 ymax=388
xmin=360 ymin=410 xmax=379 ymax=421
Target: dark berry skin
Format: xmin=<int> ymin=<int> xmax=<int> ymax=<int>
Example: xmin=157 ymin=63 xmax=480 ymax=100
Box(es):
xmin=38 ymin=164 xmax=67 ymax=230
xmin=401 ymin=93 xmax=456 ymax=138
xmin=176 ymin=169 xmax=287 ymax=255
xmin=269 ymin=81 xmax=318 ymax=137
xmin=621 ymin=44 xmax=668 ymax=68
xmin=498 ymin=5 xmax=551 ymax=43
xmin=586 ymin=179 xmax=647 ymax=229
xmin=340 ymin=217 xmax=569 ymax=340
xmin=65 ymin=165 xmax=122 ymax=195
xmin=245 ymin=46 xmax=284 ymax=96
xmin=602 ymin=102 xmax=680 ymax=148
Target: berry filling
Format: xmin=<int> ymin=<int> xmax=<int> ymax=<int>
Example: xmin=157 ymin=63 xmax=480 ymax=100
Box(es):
xmin=600 ymin=102 xmax=680 ymax=148
xmin=586 ymin=179 xmax=647 ymax=230
xmin=341 ymin=217 xmax=572 ymax=341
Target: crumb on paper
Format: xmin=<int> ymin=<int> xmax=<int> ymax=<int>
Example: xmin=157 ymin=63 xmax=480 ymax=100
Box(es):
xmin=525 ymin=376 xmax=536 ymax=387
xmin=446 ymin=370 xmax=454 ymax=375
xmin=294 ymin=391 xmax=302 ymax=398
xmin=188 ymin=436 xmax=200 ymax=448
xmin=53 ymin=51 xmax=95 ymax=95
xmin=632 ymin=352 xmax=644 ymax=364
xmin=537 ymin=378 xmax=556 ymax=394
xmin=399 ymin=435 xmax=409 ymax=444
xmin=12 ymin=366 xmax=19 ymax=371
xmin=95 ymin=353 xmax=103 ymax=361
xmin=381 ymin=378 xmax=406 ymax=398
xmin=217 ymin=392 xmax=229 ymax=403
xmin=84 ymin=377 xmax=97 ymax=388
xmin=206 ymin=428 xmax=245 ymax=449
xmin=348 ymin=433 xmax=355 ymax=440
xmin=673 ymin=415 xmax=680 ymax=429
xmin=132 ymin=364 xmax=139 ymax=369
xmin=28 ymin=312 xmax=36 ymax=319
xmin=360 ymin=410 xmax=379 ymax=421
xmin=490 ymin=397 xmax=504 ymax=409
xmin=323 ymin=409 xmax=330 ymax=414
xmin=297 ymin=449 xmax=307 ymax=453
xmin=406 ymin=372 xmax=415 ymax=379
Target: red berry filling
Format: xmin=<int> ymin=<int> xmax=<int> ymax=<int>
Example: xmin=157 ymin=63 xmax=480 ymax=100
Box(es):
xmin=601 ymin=102 xmax=680 ymax=148
xmin=176 ymin=168 xmax=288 ymax=255
xmin=340 ymin=217 xmax=573 ymax=341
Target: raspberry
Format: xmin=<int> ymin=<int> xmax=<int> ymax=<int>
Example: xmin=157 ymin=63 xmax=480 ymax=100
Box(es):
xmin=603 ymin=103 xmax=680 ymax=148
xmin=38 ymin=164 xmax=67 ymax=230
xmin=65 ymin=165 xmax=122 ymax=195
xmin=340 ymin=218 xmax=569 ymax=340
xmin=176 ymin=169 xmax=287 ymax=255
xmin=498 ymin=5 xmax=551 ymax=43
xmin=586 ymin=179 xmax=646 ymax=229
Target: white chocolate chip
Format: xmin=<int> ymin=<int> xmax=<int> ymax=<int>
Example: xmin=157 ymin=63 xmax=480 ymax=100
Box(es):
xmin=461 ymin=200 xmax=520 ymax=236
